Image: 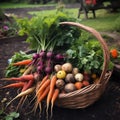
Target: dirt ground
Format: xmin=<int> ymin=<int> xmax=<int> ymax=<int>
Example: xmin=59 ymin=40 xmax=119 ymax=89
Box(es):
xmin=0 ymin=5 xmax=120 ymax=120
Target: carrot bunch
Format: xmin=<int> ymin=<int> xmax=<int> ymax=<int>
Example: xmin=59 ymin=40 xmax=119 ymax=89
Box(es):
xmin=0 ymin=74 xmax=36 ymax=108
xmin=34 ymin=75 xmax=59 ymax=117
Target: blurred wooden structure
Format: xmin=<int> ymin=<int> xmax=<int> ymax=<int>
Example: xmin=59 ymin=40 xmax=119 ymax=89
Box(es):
xmin=78 ymin=0 xmax=120 ymax=19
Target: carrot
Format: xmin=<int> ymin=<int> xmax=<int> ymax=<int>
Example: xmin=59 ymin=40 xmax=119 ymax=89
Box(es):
xmin=30 ymin=81 xmax=41 ymax=103
xmin=6 ymin=86 xmax=35 ymax=107
xmin=34 ymin=85 xmax=50 ymax=114
xmin=51 ymin=89 xmax=59 ymax=105
xmin=34 ymin=75 xmax=49 ymax=98
xmin=1 ymin=82 xmax=25 ymax=89
xmin=1 ymin=74 xmax=34 ymax=81
xmin=21 ymin=79 xmax=34 ymax=92
xmin=39 ymin=75 xmax=49 ymax=88
xmin=110 ymin=49 xmax=118 ymax=58
xmin=21 ymin=74 xmax=34 ymax=81
xmin=36 ymin=79 xmax=50 ymax=96
xmin=51 ymin=89 xmax=59 ymax=117
xmin=12 ymin=59 xmax=32 ymax=66
xmin=46 ymin=75 xmax=57 ymax=112
xmin=16 ymin=95 xmax=28 ymax=111
xmin=1 ymin=77 xmax=23 ymax=81
xmin=37 ymin=85 xmax=50 ymax=103
xmin=22 ymin=65 xmax=34 ymax=76
xmin=30 ymin=76 xmax=47 ymax=109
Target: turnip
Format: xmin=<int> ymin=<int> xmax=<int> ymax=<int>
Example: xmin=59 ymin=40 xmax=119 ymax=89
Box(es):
xmin=56 ymin=79 xmax=65 ymax=90
xmin=62 ymin=63 xmax=73 ymax=73
xmin=45 ymin=66 xmax=52 ymax=75
xmin=33 ymin=53 xmax=39 ymax=60
xmin=75 ymin=73 xmax=84 ymax=82
xmin=55 ymin=53 xmax=65 ymax=61
xmin=72 ymin=67 xmax=79 ymax=75
xmin=39 ymin=50 xmax=46 ymax=58
xmin=46 ymin=51 xmax=53 ymax=59
xmin=65 ymin=73 xmax=75 ymax=83
xmin=64 ymin=83 xmax=76 ymax=93
xmin=54 ymin=64 xmax=62 ymax=72
xmin=37 ymin=65 xmax=44 ymax=72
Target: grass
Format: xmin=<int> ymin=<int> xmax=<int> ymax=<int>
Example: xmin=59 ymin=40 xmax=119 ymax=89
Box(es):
xmin=29 ymin=8 xmax=120 ymax=32
xmin=0 ymin=2 xmax=56 ymax=9
xmin=80 ymin=10 xmax=120 ymax=31
xmin=1 ymin=2 xmax=120 ymax=32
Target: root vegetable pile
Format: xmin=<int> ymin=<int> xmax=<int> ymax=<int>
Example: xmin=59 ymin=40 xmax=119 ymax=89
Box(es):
xmin=0 ymin=61 xmax=100 ymax=115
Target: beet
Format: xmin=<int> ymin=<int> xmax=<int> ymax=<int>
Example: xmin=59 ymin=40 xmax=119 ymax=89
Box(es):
xmin=39 ymin=50 xmax=46 ymax=58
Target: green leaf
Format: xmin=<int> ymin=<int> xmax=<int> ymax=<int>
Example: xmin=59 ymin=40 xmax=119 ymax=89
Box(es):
xmin=5 ymin=116 xmax=13 ymax=120
xmin=0 ymin=110 xmax=4 ymax=115
xmin=66 ymin=49 xmax=76 ymax=58
xmin=81 ymin=58 xmax=88 ymax=64
xmin=17 ymin=13 xmax=81 ymax=51
xmin=9 ymin=112 xmax=19 ymax=118
xmin=108 ymin=61 xmax=114 ymax=70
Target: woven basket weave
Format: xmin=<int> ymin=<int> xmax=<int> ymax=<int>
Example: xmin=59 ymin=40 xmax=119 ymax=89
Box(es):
xmin=55 ymin=22 xmax=112 ymax=109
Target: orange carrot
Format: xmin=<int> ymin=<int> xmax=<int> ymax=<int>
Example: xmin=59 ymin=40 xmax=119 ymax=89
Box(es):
xmin=37 ymin=85 xmax=50 ymax=103
xmin=46 ymin=75 xmax=57 ymax=112
xmin=34 ymin=85 xmax=50 ymax=113
xmin=36 ymin=79 xmax=50 ymax=96
xmin=22 ymin=79 xmax=34 ymax=92
xmin=1 ymin=82 xmax=25 ymax=89
xmin=12 ymin=59 xmax=32 ymax=66
xmin=39 ymin=75 xmax=49 ymax=88
xmin=51 ymin=89 xmax=59 ymax=107
xmin=1 ymin=74 xmax=34 ymax=81
xmin=34 ymin=75 xmax=49 ymax=100
xmin=21 ymin=74 xmax=34 ymax=81
xmin=51 ymin=89 xmax=59 ymax=117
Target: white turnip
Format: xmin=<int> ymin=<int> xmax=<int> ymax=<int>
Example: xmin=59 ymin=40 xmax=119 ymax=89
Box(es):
xmin=75 ymin=73 xmax=84 ymax=82
xmin=62 ymin=63 xmax=73 ymax=73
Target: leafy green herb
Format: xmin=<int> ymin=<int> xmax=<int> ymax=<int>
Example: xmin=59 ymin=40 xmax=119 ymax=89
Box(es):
xmin=0 ymin=108 xmax=19 ymax=120
xmin=5 ymin=112 xmax=19 ymax=120
xmin=17 ymin=12 xmax=81 ymax=53
xmin=5 ymin=51 xmax=32 ymax=77
xmin=66 ymin=31 xmax=104 ymax=73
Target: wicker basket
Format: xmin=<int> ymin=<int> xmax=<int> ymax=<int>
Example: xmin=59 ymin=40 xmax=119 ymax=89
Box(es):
xmin=55 ymin=22 xmax=112 ymax=109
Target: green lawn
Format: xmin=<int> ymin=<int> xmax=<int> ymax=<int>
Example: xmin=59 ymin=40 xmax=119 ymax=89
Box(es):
xmin=80 ymin=10 xmax=120 ymax=31
xmin=0 ymin=2 xmax=56 ymax=9
xmin=1 ymin=2 xmax=120 ymax=32
xmin=29 ymin=8 xmax=120 ymax=32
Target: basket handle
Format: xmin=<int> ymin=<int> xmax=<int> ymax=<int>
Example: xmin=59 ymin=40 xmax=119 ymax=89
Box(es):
xmin=60 ymin=22 xmax=110 ymax=84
